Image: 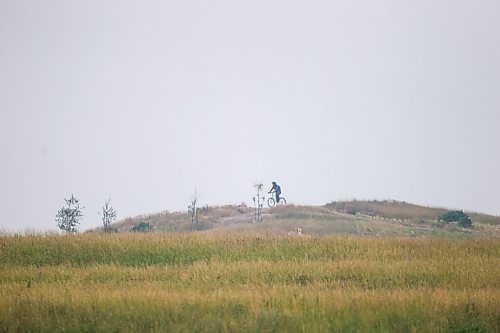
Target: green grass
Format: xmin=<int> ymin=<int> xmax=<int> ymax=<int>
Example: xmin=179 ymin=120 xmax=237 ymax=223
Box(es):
xmin=1 ymin=233 xmax=499 ymax=332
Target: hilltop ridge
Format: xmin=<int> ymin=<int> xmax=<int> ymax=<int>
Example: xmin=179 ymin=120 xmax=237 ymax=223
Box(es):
xmin=99 ymin=200 xmax=500 ymax=237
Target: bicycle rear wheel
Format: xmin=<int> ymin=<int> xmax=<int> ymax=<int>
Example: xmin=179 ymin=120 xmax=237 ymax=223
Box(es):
xmin=278 ymin=197 xmax=287 ymax=205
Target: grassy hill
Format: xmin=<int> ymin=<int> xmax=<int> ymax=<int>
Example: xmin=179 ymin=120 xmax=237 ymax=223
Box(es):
xmin=101 ymin=200 xmax=500 ymax=237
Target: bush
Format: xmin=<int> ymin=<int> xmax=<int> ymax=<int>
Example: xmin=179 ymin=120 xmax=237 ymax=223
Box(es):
xmin=104 ymin=227 xmax=118 ymax=233
xmin=438 ymin=211 xmax=472 ymax=228
xmin=130 ymin=222 xmax=152 ymax=233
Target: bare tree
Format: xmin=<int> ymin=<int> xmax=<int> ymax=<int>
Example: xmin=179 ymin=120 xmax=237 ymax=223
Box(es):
xmin=99 ymin=199 xmax=117 ymax=233
xmin=55 ymin=194 xmax=83 ymax=233
xmin=253 ymin=183 xmax=264 ymax=222
xmin=188 ymin=189 xmax=198 ymax=224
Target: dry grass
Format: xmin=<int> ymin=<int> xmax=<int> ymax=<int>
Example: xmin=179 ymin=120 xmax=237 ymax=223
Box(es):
xmin=1 ymin=233 xmax=499 ymax=332
xmin=326 ymin=200 xmax=500 ymax=225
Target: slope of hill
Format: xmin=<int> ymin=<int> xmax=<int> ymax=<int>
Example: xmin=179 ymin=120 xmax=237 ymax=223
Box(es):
xmin=101 ymin=200 xmax=500 ymax=237
xmin=326 ymin=200 xmax=500 ymax=225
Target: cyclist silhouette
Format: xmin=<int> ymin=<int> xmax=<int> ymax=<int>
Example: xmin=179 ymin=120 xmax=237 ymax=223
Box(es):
xmin=268 ymin=181 xmax=281 ymax=203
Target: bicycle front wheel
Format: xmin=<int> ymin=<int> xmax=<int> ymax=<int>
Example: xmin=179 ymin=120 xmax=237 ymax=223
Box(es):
xmin=267 ymin=197 xmax=276 ymax=208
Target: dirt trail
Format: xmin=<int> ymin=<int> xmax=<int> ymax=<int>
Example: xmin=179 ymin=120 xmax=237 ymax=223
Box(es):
xmin=207 ymin=211 xmax=256 ymax=232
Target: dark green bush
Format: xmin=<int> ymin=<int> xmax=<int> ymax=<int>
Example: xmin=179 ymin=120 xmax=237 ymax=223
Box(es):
xmin=104 ymin=226 xmax=118 ymax=233
xmin=438 ymin=211 xmax=472 ymax=228
xmin=130 ymin=222 xmax=152 ymax=232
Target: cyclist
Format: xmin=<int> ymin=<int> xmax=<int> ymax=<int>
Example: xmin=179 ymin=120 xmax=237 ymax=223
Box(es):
xmin=268 ymin=181 xmax=282 ymax=203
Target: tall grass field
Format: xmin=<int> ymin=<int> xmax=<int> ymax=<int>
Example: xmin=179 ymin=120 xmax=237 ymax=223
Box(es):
xmin=1 ymin=233 xmax=499 ymax=332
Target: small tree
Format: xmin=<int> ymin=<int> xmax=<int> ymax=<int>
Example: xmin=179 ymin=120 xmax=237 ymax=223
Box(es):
xmin=188 ymin=189 xmax=198 ymax=224
xmin=252 ymin=183 xmax=264 ymax=222
xmin=55 ymin=194 xmax=83 ymax=233
xmin=99 ymin=199 xmax=117 ymax=233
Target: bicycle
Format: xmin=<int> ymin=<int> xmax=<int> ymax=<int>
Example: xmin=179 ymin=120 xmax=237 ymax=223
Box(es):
xmin=267 ymin=192 xmax=287 ymax=207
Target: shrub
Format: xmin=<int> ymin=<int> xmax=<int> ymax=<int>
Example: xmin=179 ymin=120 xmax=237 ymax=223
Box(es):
xmin=105 ymin=227 xmax=118 ymax=233
xmin=438 ymin=211 xmax=472 ymax=228
xmin=130 ymin=222 xmax=152 ymax=232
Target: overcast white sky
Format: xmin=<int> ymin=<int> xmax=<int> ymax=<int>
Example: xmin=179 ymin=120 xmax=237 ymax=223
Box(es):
xmin=1 ymin=0 xmax=499 ymax=231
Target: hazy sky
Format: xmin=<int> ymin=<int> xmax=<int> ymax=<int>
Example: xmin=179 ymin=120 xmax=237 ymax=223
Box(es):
xmin=1 ymin=0 xmax=499 ymax=231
